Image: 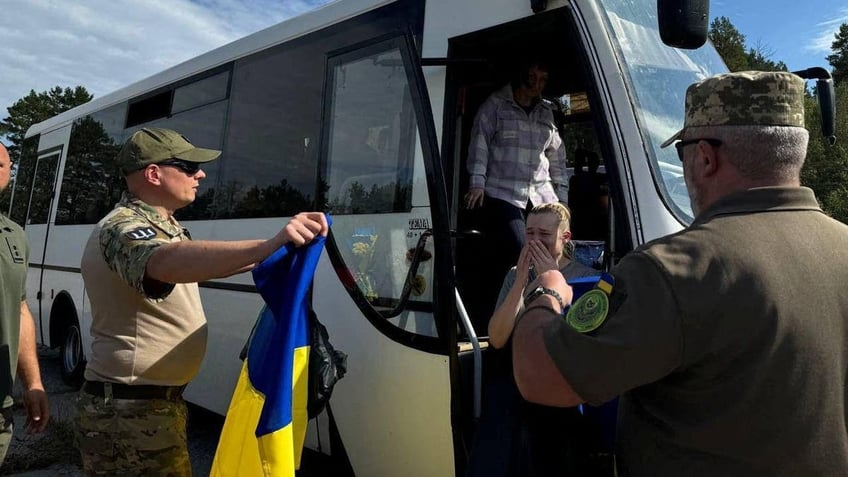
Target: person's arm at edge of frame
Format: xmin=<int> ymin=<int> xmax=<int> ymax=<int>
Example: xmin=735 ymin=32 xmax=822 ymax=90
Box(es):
xmin=489 ymin=247 xmax=531 ymax=349
xmin=489 ymin=280 xmax=526 ymax=349
xmin=512 ymin=271 xmax=584 ymax=408
xmin=146 ymin=211 xmax=329 ymax=284
xmin=17 ymin=300 xmax=49 ymax=433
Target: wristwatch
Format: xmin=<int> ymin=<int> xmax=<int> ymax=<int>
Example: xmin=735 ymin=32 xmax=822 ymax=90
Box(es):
xmin=525 ymin=286 xmax=564 ymax=311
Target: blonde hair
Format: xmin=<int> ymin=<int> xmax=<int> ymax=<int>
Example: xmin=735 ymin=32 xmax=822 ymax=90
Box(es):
xmin=529 ymin=202 xmax=571 ymax=232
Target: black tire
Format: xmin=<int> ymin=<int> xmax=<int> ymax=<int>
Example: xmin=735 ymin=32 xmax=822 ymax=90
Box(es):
xmin=60 ymin=322 xmax=85 ymax=386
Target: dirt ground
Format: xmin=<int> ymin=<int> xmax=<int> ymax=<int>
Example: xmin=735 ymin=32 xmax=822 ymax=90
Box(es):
xmin=0 ymin=347 xmax=224 ymax=476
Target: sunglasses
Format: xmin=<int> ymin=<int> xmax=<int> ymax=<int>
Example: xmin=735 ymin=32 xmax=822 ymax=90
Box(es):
xmin=674 ymin=138 xmax=722 ymax=161
xmin=157 ymin=159 xmax=202 ymax=175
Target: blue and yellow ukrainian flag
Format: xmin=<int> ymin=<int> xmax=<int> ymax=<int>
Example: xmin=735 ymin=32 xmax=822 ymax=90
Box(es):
xmin=211 ymin=218 xmax=329 ymax=477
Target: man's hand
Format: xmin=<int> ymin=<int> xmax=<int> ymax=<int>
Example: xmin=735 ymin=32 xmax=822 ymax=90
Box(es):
xmin=22 ymin=385 xmax=48 ymax=433
xmin=279 ymin=212 xmax=329 ymax=247
xmin=464 ymin=188 xmax=484 ymax=209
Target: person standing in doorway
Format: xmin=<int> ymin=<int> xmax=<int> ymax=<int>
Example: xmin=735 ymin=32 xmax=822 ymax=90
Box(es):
xmin=465 ymin=60 xmax=568 ymax=329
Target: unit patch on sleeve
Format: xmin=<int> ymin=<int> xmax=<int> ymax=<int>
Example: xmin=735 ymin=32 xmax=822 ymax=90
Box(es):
xmin=125 ymin=227 xmax=157 ymax=240
xmin=565 ymin=272 xmax=614 ymax=333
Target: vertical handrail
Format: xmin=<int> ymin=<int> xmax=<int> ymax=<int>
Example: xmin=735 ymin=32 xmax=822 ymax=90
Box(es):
xmin=454 ymin=288 xmax=481 ymax=420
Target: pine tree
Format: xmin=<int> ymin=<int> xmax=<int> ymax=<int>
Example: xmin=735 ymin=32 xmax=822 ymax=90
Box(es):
xmin=827 ymin=23 xmax=848 ymax=85
xmin=0 ymin=86 xmax=92 ymax=212
xmin=708 ymin=17 xmax=748 ymax=72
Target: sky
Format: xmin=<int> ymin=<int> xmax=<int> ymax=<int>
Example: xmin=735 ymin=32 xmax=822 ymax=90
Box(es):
xmin=1 ymin=0 xmax=847 ymax=126
xmin=711 ymin=0 xmax=848 ymax=72
xmin=0 ymin=0 xmax=332 ymax=125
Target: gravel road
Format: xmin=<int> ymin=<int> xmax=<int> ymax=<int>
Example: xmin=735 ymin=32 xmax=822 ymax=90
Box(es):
xmin=0 ymin=347 xmax=224 ymax=476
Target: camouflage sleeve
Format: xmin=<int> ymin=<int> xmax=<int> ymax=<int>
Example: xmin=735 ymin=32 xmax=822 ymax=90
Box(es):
xmin=99 ymin=216 xmax=174 ymax=299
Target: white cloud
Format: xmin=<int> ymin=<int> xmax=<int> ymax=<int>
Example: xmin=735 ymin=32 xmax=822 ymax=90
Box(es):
xmin=806 ymin=7 xmax=848 ymax=56
xmin=1 ymin=0 xmax=331 ymax=120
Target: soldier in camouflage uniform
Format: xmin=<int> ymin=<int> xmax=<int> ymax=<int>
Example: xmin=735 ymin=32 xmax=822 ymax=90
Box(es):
xmin=75 ymin=128 xmax=328 ymax=476
xmin=0 ymin=143 xmax=49 ymax=466
xmin=511 ymin=71 xmax=848 ymax=476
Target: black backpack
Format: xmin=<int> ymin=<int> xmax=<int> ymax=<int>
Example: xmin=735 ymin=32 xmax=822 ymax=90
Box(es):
xmin=307 ymin=309 xmax=348 ymax=418
xmin=239 ymin=307 xmax=347 ymax=419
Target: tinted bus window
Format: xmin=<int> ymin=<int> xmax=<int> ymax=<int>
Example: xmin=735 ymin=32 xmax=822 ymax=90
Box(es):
xmin=172 ymin=71 xmax=230 ymax=114
xmin=28 ymin=153 xmax=60 ymax=225
xmin=325 ymin=47 xmax=414 ymax=214
xmin=216 ymin=46 xmax=323 ymax=219
xmin=9 ymin=136 xmax=39 ymax=227
xmin=56 ymin=104 xmax=126 ymax=225
xmin=126 ymin=100 xmax=228 ymax=221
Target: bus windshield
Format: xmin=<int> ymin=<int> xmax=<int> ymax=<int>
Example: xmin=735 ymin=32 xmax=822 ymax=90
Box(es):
xmin=599 ymin=0 xmax=728 ymax=222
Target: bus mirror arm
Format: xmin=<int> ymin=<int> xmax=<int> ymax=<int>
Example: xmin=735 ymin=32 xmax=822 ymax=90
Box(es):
xmin=792 ymin=68 xmax=837 ymax=145
xmin=378 ymin=230 xmax=433 ymax=319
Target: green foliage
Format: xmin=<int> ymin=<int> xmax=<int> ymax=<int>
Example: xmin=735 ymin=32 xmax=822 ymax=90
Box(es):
xmin=802 ymin=83 xmax=848 ymax=223
xmin=708 ymin=17 xmax=848 ymax=222
xmin=709 ymin=18 xmax=788 ymax=73
xmin=709 ymin=17 xmax=748 ymax=72
xmin=746 ymin=44 xmax=788 ymax=72
xmin=0 ymin=86 xmax=92 ymax=213
xmin=0 ymin=86 xmax=92 ymax=161
xmin=827 ymin=23 xmax=848 ymax=85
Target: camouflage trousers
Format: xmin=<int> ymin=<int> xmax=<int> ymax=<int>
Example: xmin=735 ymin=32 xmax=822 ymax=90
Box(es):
xmin=0 ymin=406 xmax=13 ymax=466
xmin=73 ymin=391 xmax=191 ymax=476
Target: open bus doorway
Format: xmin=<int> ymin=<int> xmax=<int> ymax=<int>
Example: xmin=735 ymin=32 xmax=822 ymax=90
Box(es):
xmin=441 ymin=7 xmax=631 ymax=465
xmin=445 ymin=7 xmax=614 ymax=339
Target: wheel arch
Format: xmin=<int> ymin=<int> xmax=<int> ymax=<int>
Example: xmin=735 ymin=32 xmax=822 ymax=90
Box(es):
xmin=49 ymin=291 xmax=80 ymax=349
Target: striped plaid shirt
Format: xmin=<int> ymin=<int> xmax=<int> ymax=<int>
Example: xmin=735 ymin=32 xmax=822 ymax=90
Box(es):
xmin=467 ymin=84 xmax=567 ymax=208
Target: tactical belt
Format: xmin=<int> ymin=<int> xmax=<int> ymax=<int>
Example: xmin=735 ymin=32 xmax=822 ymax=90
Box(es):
xmin=82 ymin=381 xmax=186 ymax=402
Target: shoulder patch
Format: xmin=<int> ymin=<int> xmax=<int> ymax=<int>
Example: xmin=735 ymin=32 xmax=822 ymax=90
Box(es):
xmin=565 ymin=272 xmax=615 ymax=333
xmin=566 ymin=289 xmax=609 ymax=333
xmin=125 ymin=227 xmax=157 ymax=240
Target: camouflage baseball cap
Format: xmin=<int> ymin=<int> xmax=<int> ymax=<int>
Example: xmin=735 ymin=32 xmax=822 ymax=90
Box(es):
xmin=117 ymin=127 xmax=221 ymax=173
xmin=660 ymin=71 xmax=806 ymax=148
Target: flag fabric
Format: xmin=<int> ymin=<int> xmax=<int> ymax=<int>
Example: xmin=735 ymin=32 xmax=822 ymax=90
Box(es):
xmin=211 ymin=221 xmax=329 ymax=477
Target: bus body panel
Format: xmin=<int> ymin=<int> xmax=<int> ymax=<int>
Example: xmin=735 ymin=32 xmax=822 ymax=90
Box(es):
xmin=13 ymin=0 xmax=731 ymax=475
xmin=313 ymin=256 xmax=455 ymax=476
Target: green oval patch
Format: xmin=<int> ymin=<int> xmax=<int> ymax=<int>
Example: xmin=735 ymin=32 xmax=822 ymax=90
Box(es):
xmin=566 ymin=289 xmax=609 ymax=333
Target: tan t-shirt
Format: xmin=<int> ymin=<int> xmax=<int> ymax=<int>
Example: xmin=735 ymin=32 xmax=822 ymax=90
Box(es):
xmin=81 ymin=193 xmax=207 ymax=386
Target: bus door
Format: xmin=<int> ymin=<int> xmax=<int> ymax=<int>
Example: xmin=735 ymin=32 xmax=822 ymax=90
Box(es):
xmin=22 ymin=126 xmax=70 ymax=341
xmin=312 ymin=32 xmax=458 ymax=476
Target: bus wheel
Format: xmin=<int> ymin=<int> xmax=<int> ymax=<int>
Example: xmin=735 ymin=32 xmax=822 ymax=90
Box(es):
xmin=60 ymin=322 xmax=85 ymax=386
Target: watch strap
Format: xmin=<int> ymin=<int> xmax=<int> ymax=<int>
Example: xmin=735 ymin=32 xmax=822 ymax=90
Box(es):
xmin=525 ymin=286 xmax=564 ymax=312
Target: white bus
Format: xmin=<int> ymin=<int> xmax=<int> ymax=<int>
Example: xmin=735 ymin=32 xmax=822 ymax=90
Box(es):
xmin=14 ymin=0 xmax=736 ymax=474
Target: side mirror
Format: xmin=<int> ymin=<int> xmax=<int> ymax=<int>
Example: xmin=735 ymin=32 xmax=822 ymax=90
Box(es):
xmin=817 ymin=79 xmax=837 ymax=145
xmin=657 ymin=0 xmax=710 ymax=49
xmin=793 ymin=68 xmax=837 ymax=145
